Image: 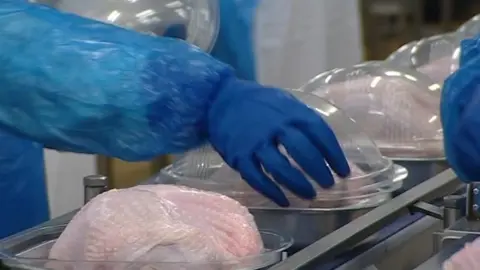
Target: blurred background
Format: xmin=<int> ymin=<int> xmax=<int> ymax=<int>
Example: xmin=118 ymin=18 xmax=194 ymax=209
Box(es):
xmin=362 ymin=0 xmax=480 ymax=60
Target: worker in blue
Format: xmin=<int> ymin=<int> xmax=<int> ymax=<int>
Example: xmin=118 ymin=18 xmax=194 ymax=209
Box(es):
xmin=442 ymin=35 xmax=480 ymax=182
xmin=0 ymin=0 xmax=351 ymax=238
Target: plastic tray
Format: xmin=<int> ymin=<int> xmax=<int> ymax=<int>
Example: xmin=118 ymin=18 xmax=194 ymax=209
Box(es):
xmin=0 ymin=225 xmax=292 ymax=270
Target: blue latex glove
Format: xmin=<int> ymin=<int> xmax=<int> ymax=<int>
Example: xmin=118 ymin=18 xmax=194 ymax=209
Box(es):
xmin=209 ymin=79 xmax=351 ymax=206
xmin=211 ymin=0 xmax=258 ymax=81
xmin=442 ymin=37 xmax=480 ymax=182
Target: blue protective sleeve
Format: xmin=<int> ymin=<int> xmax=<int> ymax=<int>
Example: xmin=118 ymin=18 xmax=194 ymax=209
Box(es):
xmin=210 ymin=0 xmax=258 ymax=81
xmin=441 ymin=37 xmax=480 ymax=181
xmin=0 ymin=1 xmax=233 ymax=161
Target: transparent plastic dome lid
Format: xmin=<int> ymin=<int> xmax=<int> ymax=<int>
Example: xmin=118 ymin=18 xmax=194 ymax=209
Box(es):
xmin=409 ymin=33 xmax=460 ymax=83
xmin=457 ymin=14 xmax=480 ymax=40
xmin=385 ymin=34 xmax=460 ymax=84
xmin=300 ymin=61 xmax=444 ymax=160
xmin=386 ymin=40 xmax=419 ymax=68
xmin=153 ymin=90 xmax=407 ymax=210
xmin=29 ymin=0 xmax=219 ymax=52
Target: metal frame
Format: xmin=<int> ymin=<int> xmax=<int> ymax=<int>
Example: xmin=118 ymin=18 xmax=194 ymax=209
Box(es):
xmin=268 ymin=169 xmax=460 ymax=269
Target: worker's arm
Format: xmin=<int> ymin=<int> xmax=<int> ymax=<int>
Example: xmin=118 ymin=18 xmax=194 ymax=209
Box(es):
xmin=442 ymin=37 xmax=480 ymax=182
xmin=0 ymin=1 xmax=350 ymax=206
xmin=0 ymin=0 xmax=233 ymax=161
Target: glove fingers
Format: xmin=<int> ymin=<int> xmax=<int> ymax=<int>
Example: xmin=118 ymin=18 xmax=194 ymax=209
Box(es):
xmin=257 ymin=145 xmax=317 ymax=200
xmin=299 ymin=117 xmax=350 ymax=178
xmin=236 ymin=158 xmax=290 ymax=207
xmin=279 ymin=128 xmax=335 ymax=189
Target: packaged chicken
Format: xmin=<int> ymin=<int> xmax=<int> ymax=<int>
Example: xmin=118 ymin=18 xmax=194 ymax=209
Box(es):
xmin=300 ymin=61 xmax=444 ymax=160
xmin=29 ymin=0 xmax=219 ymax=52
xmin=410 ymin=33 xmax=460 ymax=83
xmin=153 ymin=90 xmax=405 ymax=210
xmin=0 ymin=185 xmax=292 ymax=270
xmin=386 ymin=34 xmax=460 ymax=84
xmin=443 ymin=237 xmax=480 ymax=270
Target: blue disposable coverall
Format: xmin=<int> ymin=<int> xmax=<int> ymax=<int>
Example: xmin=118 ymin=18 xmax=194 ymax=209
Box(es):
xmin=442 ymin=35 xmax=480 ymax=182
xmin=0 ymin=0 xmax=351 ymax=238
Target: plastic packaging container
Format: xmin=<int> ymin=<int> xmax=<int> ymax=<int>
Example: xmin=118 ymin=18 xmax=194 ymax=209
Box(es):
xmin=384 ymin=34 xmax=460 ymax=84
xmin=457 ymin=14 xmax=480 ymax=40
xmin=29 ymin=0 xmax=220 ymax=52
xmin=386 ymin=34 xmax=461 ymax=84
xmin=299 ymin=61 xmax=447 ymax=190
xmin=300 ymin=61 xmax=443 ymax=160
xmin=0 ymin=225 xmax=292 ymax=270
xmin=386 ymin=40 xmax=419 ymax=68
xmin=153 ymin=89 xmax=405 ymax=210
xmin=410 ymin=33 xmax=460 ymax=83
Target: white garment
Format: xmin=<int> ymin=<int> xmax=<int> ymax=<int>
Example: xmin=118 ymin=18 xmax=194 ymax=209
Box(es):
xmin=254 ymin=0 xmax=364 ymax=89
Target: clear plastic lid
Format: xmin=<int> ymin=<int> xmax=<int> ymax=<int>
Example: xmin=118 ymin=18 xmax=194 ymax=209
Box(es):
xmin=299 ymin=61 xmax=444 ymax=160
xmin=29 ymin=0 xmax=219 ymax=52
xmin=457 ymin=14 xmax=480 ymax=39
xmin=386 ymin=40 xmax=419 ymax=68
xmin=410 ymin=33 xmax=460 ymax=83
xmin=154 ymin=90 xmax=406 ymax=210
xmin=0 ymin=225 xmax=293 ymax=270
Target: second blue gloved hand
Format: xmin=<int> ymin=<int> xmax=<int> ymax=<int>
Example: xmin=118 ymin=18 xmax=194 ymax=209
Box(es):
xmin=208 ymin=79 xmax=351 ymax=206
xmin=441 ymin=38 xmax=480 ymax=182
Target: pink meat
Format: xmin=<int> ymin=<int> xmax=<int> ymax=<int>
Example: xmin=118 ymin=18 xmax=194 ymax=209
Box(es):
xmin=308 ymin=75 xmax=443 ymax=158
xmin=443 ymin=238 xmax=480 ymax=270
xmin=48 ymin=185 xmax=263 ymax=269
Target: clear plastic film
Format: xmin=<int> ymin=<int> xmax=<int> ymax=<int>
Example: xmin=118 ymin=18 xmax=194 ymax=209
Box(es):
xmin=17 ymin=185 xmax=293 ymax=270
xmin=29 ymin=0 xmax=219 ymax=52
xmin=152 ymin=89 xmax=406 ymax=210
xmin=300 ymin=61 xmax=444 ymax=160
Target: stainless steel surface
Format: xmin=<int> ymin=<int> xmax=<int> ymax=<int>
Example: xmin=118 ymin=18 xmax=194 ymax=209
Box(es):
xmin=83 ymin=175 xmax=108 ymax=204
xmin=268 ymin=169 xmax=459 ymax=270
xmin=394 ymin=160 xmax=449 ymax=191
xmin=250 ymin=207 xmax=375 ymax=251
xmin=409 ymin=202 xmax=443 ymax=220
xmin=466 ymin=182 xmax=480 ymax=220
xmin=414 ymin=234 xmax=479 ymax=270
xmin=443 ymin=194 xmax=465 ymax=229
xmin=337 ymin=216 xmax=442 ymax=270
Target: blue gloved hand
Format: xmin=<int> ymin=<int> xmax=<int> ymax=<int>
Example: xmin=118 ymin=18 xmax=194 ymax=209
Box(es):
xmin=441 ymin=38 xmax=480 ymax=182
xmin=209 ymin=79 xmax=351 ymax=206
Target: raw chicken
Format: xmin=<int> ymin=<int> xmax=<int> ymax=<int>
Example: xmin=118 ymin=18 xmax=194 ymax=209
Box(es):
xmin=48 ymin=185 xmax=264 ymax=270
xmin=443 ymin=237 xmax=480 ymax=270
xmin=307 ymin=75 xmax=443 ymax=159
